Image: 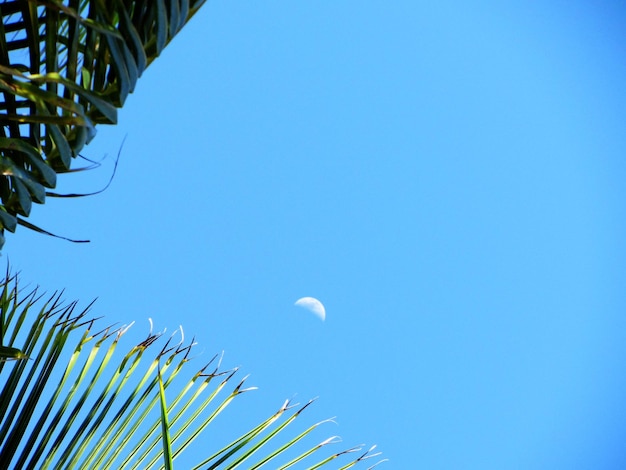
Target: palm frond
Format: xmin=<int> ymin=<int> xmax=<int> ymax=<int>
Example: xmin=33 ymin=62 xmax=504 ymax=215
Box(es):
xmin=0 ymin=0 xmax=207 ymax=247
xmin=0 ymin=270 xmax=383 ymax=469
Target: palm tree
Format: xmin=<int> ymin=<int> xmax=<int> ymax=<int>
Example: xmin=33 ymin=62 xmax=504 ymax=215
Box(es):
xmin=0 ymin=2 xmax=384 ymax=468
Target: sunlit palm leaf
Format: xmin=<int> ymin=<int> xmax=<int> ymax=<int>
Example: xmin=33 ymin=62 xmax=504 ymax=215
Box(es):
xmin=157 ymin=366 xmax=173 ymax=470
xmin=0 ymin=271 xmax=383 ymax=468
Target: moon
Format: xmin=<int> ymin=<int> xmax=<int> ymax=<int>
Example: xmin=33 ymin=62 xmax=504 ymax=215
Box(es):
xmin=294 ymin=297 xmax=326 ymax=321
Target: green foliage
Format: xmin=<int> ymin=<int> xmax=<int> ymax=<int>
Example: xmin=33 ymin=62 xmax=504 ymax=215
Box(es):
xmin=1 ymin=3 xmax=385 ymax=467
xmin=0 ymin=0 xmax=207 ymax=248
xmin=157 ymin=366 xmax=174 ymax=470
xmin=0 ymin=271 xmax=384 ymax=468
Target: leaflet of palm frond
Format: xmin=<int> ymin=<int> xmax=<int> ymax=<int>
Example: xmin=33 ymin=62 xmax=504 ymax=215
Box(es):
xmin=46 ymin=137 xmax=122 ymax=197
xmin=16 ymin=216 xmax=89 ymax=242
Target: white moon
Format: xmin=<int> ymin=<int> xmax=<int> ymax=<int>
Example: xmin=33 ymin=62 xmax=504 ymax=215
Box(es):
xmin=294 ymin=297 xmax=326 ymax=321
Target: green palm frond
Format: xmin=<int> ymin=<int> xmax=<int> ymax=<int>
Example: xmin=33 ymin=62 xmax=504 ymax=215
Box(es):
xmin=0 ymin=0 xmax=207 ymax=248
xmin=0 ymin=270 xmax=384 ymax=469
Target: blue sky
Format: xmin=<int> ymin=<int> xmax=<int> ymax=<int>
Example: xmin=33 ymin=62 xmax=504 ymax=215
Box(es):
xmin=5 ymin=2 xmax=626 ymax=468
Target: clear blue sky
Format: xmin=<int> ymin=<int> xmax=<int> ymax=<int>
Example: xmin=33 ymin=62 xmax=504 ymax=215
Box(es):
xmin=6 ymin=2 xmax=626 ymax=468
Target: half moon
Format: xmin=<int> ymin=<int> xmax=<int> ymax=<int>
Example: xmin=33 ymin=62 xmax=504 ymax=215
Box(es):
xmin=294 ymin=297 xmax=326 ymax=321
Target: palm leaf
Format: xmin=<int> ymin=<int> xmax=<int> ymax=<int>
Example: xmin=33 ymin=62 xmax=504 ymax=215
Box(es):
xmin=157 ymin=365 xmax=174 ymax=470
xmin=0 ymin=0 xmax=207 ymax=248
xmin=0 ymin=270 xmax=383 ymax=468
